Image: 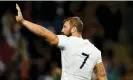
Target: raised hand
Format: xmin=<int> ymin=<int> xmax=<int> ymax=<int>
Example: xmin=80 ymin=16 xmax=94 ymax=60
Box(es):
xmin=16 ymin=3 xmax=23 ymax=22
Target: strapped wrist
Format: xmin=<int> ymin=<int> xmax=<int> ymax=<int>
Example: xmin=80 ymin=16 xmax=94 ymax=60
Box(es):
xmin=19 ymin=18 xmax=25 ymax=24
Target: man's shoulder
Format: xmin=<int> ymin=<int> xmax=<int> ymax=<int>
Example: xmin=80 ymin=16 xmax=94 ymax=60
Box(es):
xmin=57 ymin=35 xmax=67 ymax=37
xmin=84 ymin=40 xmax=101 ymax=54
xmin=57 ymin=35 xmax=68 ymax=39
xmin=57 ymin=35 xmax=77 ymax=40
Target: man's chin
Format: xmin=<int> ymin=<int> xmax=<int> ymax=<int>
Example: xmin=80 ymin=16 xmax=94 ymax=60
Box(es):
xmin=61 ymin=33 xmax=71 ymax=37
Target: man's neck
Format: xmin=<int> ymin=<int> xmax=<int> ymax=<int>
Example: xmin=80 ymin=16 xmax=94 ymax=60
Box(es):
xmin=72 ymin=32 xmax=82 ymax=39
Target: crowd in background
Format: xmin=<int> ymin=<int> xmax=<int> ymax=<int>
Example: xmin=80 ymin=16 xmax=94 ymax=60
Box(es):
xmin=0 ymin=1 xmax=133 ymax=80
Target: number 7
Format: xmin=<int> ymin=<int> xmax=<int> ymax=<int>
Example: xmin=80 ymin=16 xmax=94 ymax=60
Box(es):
xmin=80 ymin=53 xmax=89 ymax=69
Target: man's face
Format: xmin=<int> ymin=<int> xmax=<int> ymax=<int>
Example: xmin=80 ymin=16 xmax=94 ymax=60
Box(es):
xmin=61 ymin=21 xmax=72 ymax=36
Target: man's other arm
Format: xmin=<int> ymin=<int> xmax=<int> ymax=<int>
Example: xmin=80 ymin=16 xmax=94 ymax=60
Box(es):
xmin=94 ymin=62 xmax=108 ymax=80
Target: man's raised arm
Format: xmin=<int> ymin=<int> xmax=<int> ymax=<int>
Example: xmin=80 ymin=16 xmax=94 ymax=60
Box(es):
xmin=16 ymin=4 xmax=59 ymax=46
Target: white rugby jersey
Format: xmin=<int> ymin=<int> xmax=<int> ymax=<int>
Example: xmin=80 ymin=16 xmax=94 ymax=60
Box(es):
xmin=57 ymin=35 xmax=102 ymax=80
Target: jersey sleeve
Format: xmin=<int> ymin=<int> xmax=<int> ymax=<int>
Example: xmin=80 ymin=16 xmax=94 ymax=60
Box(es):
xmin=57 ymin=35 xmax=68 ymax=49
xmin=97 ymin=51 xmax=102 ymax=63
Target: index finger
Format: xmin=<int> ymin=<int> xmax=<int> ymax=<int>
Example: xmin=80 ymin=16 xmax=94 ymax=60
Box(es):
xmin=16 ymin=3 xmax=20 ymax=11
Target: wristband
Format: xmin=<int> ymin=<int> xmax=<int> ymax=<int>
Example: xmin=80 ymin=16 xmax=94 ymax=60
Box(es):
xmin=19 ymin=18 xmax=25 ymax=24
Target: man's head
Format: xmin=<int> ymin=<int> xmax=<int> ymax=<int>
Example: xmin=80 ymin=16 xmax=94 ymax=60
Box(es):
xmin=61 ymin=17 xmax=83 ymax=36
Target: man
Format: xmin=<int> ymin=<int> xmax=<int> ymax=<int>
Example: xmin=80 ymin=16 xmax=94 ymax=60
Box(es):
xmin=16 ymin=4 xmax=107 ymax=80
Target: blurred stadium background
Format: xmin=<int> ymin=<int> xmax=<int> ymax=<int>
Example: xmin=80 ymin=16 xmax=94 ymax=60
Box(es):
xmin=0 ymin=1 xmax=133 ymax=80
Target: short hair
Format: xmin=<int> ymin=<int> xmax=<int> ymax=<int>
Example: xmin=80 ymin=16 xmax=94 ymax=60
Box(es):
xmin=63 ymin=16 xmax=83 ymax=34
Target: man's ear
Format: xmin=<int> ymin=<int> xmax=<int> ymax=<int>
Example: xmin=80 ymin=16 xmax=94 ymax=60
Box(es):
xmin=71 ymin=27 xmax=77 ymax=33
